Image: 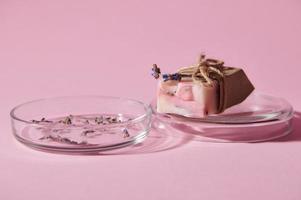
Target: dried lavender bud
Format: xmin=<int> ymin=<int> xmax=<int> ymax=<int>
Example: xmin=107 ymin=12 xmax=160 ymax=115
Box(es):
xmin=61 ymin=116 xmax=72 ymax=125
xmin=32 ymin=120 xmax=40 ymax=124
xmin=151 ymin=64 xmax=161 ymax=79
xmin=66 ymin=118 xmax=72 ymax=124
xmin=162 ymin=74 xmax=170 ymax=81
xmin=172 ymin=73 xmax=181 ymax=81
xmin=42 ymin=118 xmax=52 ymax=123
xmin=162 ymin=73 xmax=181 ymax=81
xmin=32 ymin=118 xmax=53 ymax=124
xmin=122 ymin=128 xmax=130 ymax=138
xmin=109 ymin=116 xmax=118 ymax=123
xmin=95 ymin=116 xmax=103 ymax=124
xmin=82 ymin=130 xmax=95 ymax=136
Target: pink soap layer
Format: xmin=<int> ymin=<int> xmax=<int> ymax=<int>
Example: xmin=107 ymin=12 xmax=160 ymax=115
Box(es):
xmin=157 ymin=80 xmax=218 ymax=117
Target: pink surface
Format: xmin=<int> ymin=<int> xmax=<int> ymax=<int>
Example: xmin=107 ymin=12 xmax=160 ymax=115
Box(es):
xmin=0 ymin=0 xmax=301 ymax=199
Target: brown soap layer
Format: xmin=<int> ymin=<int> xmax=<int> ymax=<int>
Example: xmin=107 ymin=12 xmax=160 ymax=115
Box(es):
xmin=212 ymin=66 xmax=254 ymax=113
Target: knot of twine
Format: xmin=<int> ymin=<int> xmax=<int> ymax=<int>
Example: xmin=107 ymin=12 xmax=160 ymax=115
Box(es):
xmin=178 ymin=54 xmax=224 ymax=86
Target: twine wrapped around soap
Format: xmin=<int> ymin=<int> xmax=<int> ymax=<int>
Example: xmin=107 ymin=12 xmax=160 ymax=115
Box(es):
xmin=178 ymin=54 xmax=225 ymax=87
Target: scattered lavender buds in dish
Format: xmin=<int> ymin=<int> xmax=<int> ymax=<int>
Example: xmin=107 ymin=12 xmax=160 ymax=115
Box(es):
xmin=32 ymin=114 xmax=133 ymax=146
xmin=11 ymin=96 xmax=152 ymax=152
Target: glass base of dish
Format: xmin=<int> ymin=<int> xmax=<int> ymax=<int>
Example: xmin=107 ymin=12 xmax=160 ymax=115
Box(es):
xmin=151 ymin=93 xmax=294 ymax=142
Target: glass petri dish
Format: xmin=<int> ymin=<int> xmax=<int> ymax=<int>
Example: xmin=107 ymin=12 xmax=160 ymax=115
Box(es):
xmin=151 ymin=93 xmax=294 ymax=142
xmin=11 ymin=96 xmax=152 ymax=153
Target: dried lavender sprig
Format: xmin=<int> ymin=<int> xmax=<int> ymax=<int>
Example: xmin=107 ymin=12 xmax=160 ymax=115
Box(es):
xmin=32 ymin=118 xmax=53 ymax=124
xmin=151 ymin=64 xmax=184 ymax=82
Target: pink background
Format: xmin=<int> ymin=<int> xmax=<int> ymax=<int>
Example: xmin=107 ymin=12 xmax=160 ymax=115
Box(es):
xmin=1 ymin=0 xmax=301 ymax=199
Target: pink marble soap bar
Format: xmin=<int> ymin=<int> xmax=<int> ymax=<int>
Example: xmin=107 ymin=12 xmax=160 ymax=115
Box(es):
xmin=157 ymin=80 xmax=218 ymax=118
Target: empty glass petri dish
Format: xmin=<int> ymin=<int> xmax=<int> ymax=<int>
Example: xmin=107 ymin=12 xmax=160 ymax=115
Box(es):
xmin=151 ymin=93 xmax=294 ymax=142
xmin=10 ymin=96 xmax=152 ymax=153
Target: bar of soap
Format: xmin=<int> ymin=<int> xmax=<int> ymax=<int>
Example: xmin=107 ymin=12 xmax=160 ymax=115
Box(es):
xmin=157 ymin=80 xmax=219 ymax=117
xmin=152 ymin=54 xmax=255 ymax=117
